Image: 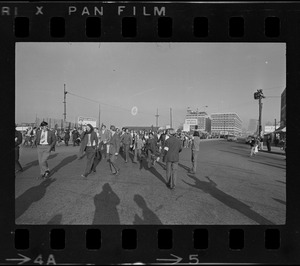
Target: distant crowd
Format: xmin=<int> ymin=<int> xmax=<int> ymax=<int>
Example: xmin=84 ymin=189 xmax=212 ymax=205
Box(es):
xmin=19 ymin=125 xmax=202 ymax=150
xmin=16 ymin=122 xmax=203 ymax=190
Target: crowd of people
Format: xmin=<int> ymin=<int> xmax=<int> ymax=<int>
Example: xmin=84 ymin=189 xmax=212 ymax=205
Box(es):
xmin=15 ymin=121 xmax=286 ymax=190
xmin=15 ymin=122 xmax=203 ymax=190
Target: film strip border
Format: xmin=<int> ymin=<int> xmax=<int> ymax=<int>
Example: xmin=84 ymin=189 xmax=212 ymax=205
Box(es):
xmin=9 ymin=227 xmax=283 ymax=264
xmin=1 ymin=1 xmax=300 ymax=265
xmin=0 ymin=2 xmax=296 ymax=41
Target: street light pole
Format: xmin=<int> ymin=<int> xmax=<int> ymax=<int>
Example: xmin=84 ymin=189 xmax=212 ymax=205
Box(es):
xmin=63 ymin=84 xmax=67 ymax=127
xmin=254 ymin=89 xmax=265 ymax=137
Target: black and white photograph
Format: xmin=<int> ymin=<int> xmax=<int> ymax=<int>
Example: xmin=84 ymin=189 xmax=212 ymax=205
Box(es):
xmin=15 ymin=42 xmax=286 ymax=225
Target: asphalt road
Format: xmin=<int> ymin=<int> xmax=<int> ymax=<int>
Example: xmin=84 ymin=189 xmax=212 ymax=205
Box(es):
xmin=15 ymin=139 xmax=286 ymax=225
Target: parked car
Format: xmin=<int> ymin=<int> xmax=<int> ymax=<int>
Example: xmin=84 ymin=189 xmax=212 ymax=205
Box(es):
xmin=227 ymin=135 xmax=237 ymax=141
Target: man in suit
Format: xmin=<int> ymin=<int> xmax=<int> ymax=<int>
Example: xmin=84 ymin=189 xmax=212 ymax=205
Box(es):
xmin=34 ymin=121 xmax=56 ymax=178
xmin=99 ymin=124 xmax=111 ymax=159
xmin=120 ymin=128 xmax=132 ymax=163
xmin=163 ymin=128 xmax=182 ymax=190
xmin=108 ymin=125 xmax=121 ymax=175
xmin=15 ymin=124 xmax=23 ymax=174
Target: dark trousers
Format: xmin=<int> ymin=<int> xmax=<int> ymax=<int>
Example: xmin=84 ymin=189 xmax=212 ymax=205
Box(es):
xmin=15 ymin=147 xmax=23 ymax=171
xmin=166 ymin=161 xmax=178 ymax=188
xmin=92 ymin=150 xmax=102 ymax=172
xmin=267 ymin=142 xmax=271 ymax=152
xmin=64 ymin=140 xmax=69 ymax=146
xmin=109 ymin=153 xmax=119 ymax=174
xmin=133 ymin=148 xmax=142 ymax=162
xmin=100 ymin=142 xmax=107 ymax=158
xmin=84 ymin=146 xmax=96 ymax=176
xmin=147 ymin=150 xmax=155 ymax=168
xmin=123 ymin=144 xmax=130 ymax=161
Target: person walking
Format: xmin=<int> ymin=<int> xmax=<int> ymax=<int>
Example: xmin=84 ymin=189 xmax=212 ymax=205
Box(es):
xmin=72 ymin=128 xmax=79 ymax=146
xmin=266 ymin=134 xmax=272 ymax=152
xmin=163 ymin=128 xmax=182 ymax=190
xmin=64 ymin=129 xmax=70 ymax=146
xmin=133 ymin=133 xmax=144 ymax=163
xmin=99 ymin=124 xmax=111 ymax=159
xmin=15 ymin=125 xmax=23 ymax=174
xmin=190 ymin=131 xmax=201 ymax=174
xmin=145 ymin=132 xmax=158 ymax=168
xmin=250 ymin=137 xmax=259 ymax=157
xmin=80 ymin=124 xmax=98 ymax=178
xmin=120 ymin=128 xmax=132 ymax=163
xmin=157 ymin=129 xmax=168 ymax=163
xmin=34 ymin=121 xmax=56 ymax=178
xmin=107 ymin=125 xmax=121 ymax=175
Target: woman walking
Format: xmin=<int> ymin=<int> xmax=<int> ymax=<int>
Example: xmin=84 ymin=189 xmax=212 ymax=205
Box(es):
xmin=80 ymin=124 xmax=98 ymax=178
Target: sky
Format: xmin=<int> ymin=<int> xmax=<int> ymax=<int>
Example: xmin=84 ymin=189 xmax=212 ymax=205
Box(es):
xmin=16 ymin=42 xmax=286 ymax=129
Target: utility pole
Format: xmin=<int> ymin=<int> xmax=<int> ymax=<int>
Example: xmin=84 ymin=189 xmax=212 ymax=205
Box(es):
xmin=274 ymin=118 xmax=277 ymax=131
xmin=98 ymin=104 xmax=101 ymax=129
xmin=196 ymin=108 xmax=199 ymax=131
xmin=155 ymin=108 xmax=159 ymax=128
xmin=63 ymin=84 xmax=67 ymax=127
xmin=254 ymin=89 xmax=265 ymax=137
xmin=170 ymin=108 xmax=173 ymax=128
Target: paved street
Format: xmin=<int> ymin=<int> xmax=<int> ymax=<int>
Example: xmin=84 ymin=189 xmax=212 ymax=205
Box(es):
xmin=15 ymin=139 xmax=286 ymax=225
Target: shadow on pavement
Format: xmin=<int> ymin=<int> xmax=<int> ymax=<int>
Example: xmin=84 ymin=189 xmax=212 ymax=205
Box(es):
xmin=178 ymin=163 xmax=191 ymax=173
xmin=15 ymin=178 xmax=56 ymax=219
xmin=218 ymin=149 xmax=251 ymax=158
xmin=272 ymin=198 xmax=286 ymax=205
xmin=249 ymin=160 xmax=286 ymax=170
xmin=139 ymin=157 xmax=166 ymax=185
xmin=133 ymin=194 xmax=162 ymax=225
xmin=47 ymin=214 xmax=63 ymax=224
xmin=93 ymin=183 xmax=120 ymax=224
xmin=182 ymin=175 xmax=275 ymax=225
xmin=48 ymin=155 xmax=78 ymax=177
xmin=22 ymin=153 xmax=58 ymax=172
xmin=259 ymin=149 xmax=285 ymax=156
xmin=156 ymin=161 xmax=166 ymax=171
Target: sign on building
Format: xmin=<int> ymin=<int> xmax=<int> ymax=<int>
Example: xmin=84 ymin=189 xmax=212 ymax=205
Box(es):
xmin=78 ymin=116 xmax=97 ymax=128
xmin=185 ymin=119 xmax=198 ymax=125
xmin=183 ymin=124 xmax=190 ymax=132
xmin=264 ymin=126 xmax=276 ymax=133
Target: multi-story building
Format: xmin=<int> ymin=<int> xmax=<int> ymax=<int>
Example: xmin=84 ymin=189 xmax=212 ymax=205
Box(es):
xmin=211 ymin=113 xmax=242 ymax=136
xmin=280 ymin=88 xmax=286 ymax=127
xmin=184 ymin=108 xmax=211 ymax=132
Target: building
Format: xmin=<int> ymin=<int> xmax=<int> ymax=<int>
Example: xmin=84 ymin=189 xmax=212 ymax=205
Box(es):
xmin=183 ymin=108 xmax=211 ymax=132
xmin=211 ymin=113 xmax=242 ymax=137
xmin=280 ymin=88 xmax=286 ymax=127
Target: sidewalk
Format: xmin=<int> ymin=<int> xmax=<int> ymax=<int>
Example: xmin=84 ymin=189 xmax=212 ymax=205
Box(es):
xmin=259 ymin=145 xmax=285 ymax=155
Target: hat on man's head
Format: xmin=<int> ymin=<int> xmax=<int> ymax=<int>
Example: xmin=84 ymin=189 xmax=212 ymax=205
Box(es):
xmin=40 ymin=121 xmax=48 ymax=127
xmin=110 ymin=125 xmax=116 ymax=131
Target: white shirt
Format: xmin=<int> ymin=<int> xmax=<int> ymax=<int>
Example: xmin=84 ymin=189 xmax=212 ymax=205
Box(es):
xmin=87 ymin=133 xmax=96 ymax=146
xmin=40 ymin=130 xmax=49 ymax=145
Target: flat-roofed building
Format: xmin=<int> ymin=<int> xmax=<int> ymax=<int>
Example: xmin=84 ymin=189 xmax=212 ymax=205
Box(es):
xmin=211 ymin=113 xmax=242 ymax=136
xmin=184 ymin=108 xmax=211 ymax=132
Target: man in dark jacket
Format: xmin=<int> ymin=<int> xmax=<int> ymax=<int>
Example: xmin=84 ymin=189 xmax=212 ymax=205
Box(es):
xmin=64 ymin=129 xmax=70 ymax=146
xmin=72 ymin=128 xmax=79 ymax=146
xmin=108 ymin=125 xmax=121 ymax=175
xmin=15 ymin=125 xmax=23 ymax=174
xmin=163 ymin=128 xmax=182 ymax=190
xmin=120 ymin=128 xmax=132 ymax=163
xmin=145 ymin=132 xmax=158 ymax=168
